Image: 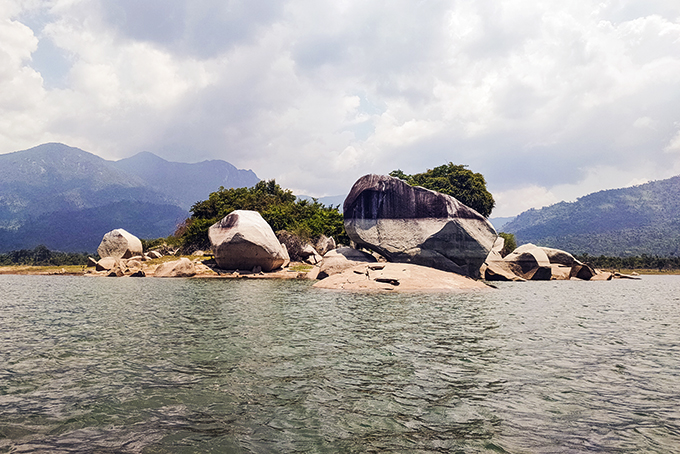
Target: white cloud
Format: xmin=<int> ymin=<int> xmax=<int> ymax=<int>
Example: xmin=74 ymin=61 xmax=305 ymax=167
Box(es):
xmin=665 ymin=130 xmax=680 ymax=153
xmin=1 ymin=0 xmax=680 ymax=216
xmin=493 ymin=185 xmax=560 ymax=218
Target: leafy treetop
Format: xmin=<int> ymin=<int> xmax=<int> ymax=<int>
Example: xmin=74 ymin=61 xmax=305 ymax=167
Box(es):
xmin=389 ymin=163 xmax=495 ymax=217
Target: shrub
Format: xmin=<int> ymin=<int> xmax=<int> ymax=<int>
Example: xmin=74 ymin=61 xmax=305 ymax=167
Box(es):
xmin=498 ymin=232 xmax=517 ymax=257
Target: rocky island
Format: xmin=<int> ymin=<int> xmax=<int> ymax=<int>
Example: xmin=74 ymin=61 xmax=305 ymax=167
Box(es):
xmin=81 ymin=173 xmax=627 ymax=290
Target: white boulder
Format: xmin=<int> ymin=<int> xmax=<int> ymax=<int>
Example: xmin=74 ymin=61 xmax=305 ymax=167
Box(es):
xmin=209 ymin=210 xmax=289 ymax=272
xmin=97 ymin=229 xmax=143 ymax=259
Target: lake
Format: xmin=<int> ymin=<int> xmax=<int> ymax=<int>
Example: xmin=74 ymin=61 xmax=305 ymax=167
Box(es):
xmin=1 ymin=275 xmax=679 ymax=453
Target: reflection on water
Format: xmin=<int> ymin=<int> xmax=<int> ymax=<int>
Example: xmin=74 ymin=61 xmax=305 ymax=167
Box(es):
xmin=1 ymin=275 xmax=680 ymax=452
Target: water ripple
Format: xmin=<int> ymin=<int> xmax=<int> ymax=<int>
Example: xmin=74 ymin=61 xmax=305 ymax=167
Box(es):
xmin=1 ymin=276 xmax=680 ymax=452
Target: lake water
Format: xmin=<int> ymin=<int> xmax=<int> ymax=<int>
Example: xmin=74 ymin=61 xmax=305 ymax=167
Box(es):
xmin=1 ymin=275 xmax=679 ymax=453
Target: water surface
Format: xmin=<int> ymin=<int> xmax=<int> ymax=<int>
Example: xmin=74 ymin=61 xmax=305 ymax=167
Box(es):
xmin=1 ymin=275 xmax=679 ymax=453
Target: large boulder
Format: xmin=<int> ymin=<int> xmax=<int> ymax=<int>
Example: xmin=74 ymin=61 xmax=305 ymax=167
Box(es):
xmin=483 ymin=260 xmax=527 ymax=282
xmin=95 ymin=256 xmax=118 ymax=272
xmin=540 ymin=247 xmax=577 ymax=267
xmin=343 ymin=174 xmax=497 ymax=277
xmin=209 ymin=210 xmax=289 ymax=272
xmin=97 ymin=229 xmax=143 ymax=259
xmin=502 ymin=243 xmax=552 ymax=280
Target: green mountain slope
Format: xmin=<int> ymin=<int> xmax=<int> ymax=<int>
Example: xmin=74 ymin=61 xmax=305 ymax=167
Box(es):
xmin=0 ymin=143 xmax=171 ymax=228
xmin=0 ymin=201 xmax=188 ymax=252
xmin=0 ymin=143 xmax=259 ymax=252
xmin=112 ymin=151 xmax=259 ymax=210
xmin=503 ymin=176 xmax=680 ymax=256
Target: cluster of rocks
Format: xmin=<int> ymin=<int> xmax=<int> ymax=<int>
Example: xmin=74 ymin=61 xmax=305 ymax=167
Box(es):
xmin=276 ymin=231 xmax=336 ymax=265
xmin=309 ymin=173 xmax=628 ymax=289
xmin=87 ymin=228 xmax=206 ymax=278
xmin=86 ymin=210 xmax=337 ymax=279
xmin=481 ymin=240 xmax=612 ymax=281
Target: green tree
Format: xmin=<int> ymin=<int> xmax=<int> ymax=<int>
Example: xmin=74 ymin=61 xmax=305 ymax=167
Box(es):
xmin=389 ymin=163 xmax=495 ymax=217
xmin=498 ymin=232 xmax=517 ymax=257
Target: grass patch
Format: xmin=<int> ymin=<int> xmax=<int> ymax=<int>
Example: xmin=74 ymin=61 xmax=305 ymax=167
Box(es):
xmin=0 ymin=265 xmax=86 ymax=275
xmin=606 ymin=268 xmax=680 ymax=275
xmin=288 ymin=263 xmax=314 ymax=272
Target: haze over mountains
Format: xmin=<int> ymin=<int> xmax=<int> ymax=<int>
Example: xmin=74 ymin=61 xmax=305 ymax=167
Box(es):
xmin=112 ymin=151 xmax=259 ymax=210
xmin=503 ymin=176 xmax=680 ymax=257
xmin=0 ymin=143 xmax=259 ymax=252
xmin=3 ymin=142 xmax=679 ymax=256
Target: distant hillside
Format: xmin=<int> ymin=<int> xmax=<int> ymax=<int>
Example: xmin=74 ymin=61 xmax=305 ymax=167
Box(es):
xmin=0 ymin=201 xmax=187 ymax=252
xmin=113 ymin=151 xmax=259 ymax=210
xmin=0 ymin=143 xmax=169 ymax=227
xmin=0 ymin=143 xmax=259 ymax=252
xmin=489 ymin=216 xmax=516 ymax=231
xmin=503 ymin=176 xmax=680 ymax=256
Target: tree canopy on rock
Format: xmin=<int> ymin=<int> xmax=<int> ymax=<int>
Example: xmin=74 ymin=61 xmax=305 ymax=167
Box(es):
xmin=389 ymin=163 xmax=495 ymax=217
xmin=177 ymin=180 xmax=347 ymax=251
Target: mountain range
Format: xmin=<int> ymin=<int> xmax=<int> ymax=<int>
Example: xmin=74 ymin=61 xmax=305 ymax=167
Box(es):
xmin=0 ymin=143 xmax=259 ymax=253
xmin=502 ymin=175 xmax=680 ymax=256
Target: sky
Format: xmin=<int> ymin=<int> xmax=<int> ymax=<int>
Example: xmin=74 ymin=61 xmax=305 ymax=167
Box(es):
xmin=1 ymin=0 xmax=680 ymax=217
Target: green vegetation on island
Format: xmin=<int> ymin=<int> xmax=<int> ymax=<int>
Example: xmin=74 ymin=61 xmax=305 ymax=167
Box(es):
xmin=390 ymin=163 xmax=495 ymax=218
xmin=0 ymin=245 xmax=94 ymax=266
xmin=176 ymin=180 xmax=347 ymax=251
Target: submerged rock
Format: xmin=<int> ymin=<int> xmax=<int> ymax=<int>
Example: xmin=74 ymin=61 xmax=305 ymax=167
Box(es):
xmin=343 ymin=174 xmax=497 ymax=277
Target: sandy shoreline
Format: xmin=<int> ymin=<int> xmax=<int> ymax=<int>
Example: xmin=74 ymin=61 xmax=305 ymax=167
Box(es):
xmin=0 ymin=262 xmax=316 ymax=279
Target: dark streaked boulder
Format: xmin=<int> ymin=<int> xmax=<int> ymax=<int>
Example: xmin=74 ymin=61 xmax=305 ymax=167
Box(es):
xmin=343 ymin=174 xmax=497 ymax=277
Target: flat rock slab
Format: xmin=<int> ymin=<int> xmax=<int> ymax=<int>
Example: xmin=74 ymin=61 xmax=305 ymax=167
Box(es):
xmin=313 ymin=262 xmax=490 ymax=291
